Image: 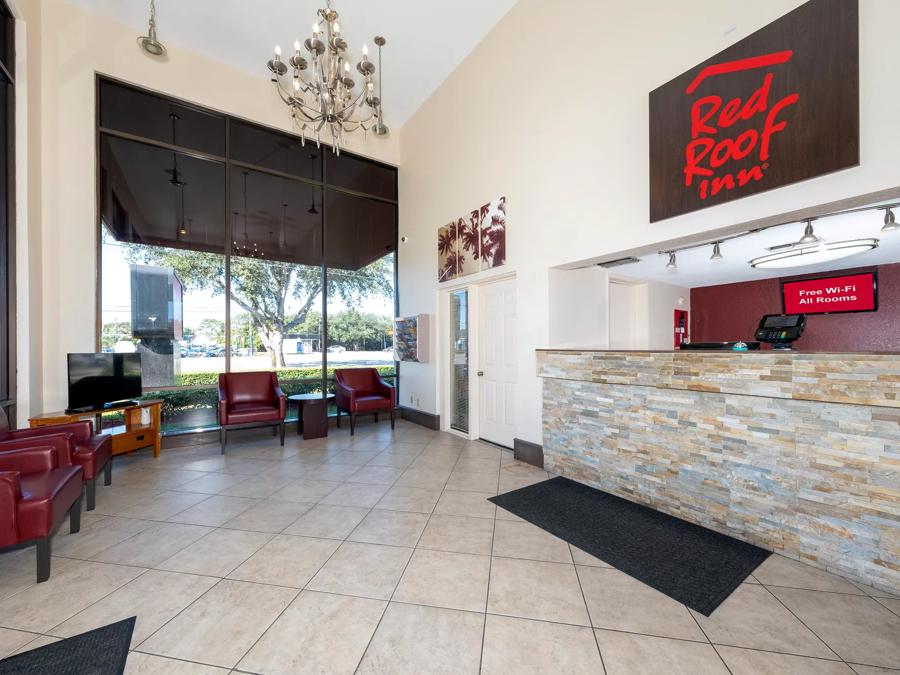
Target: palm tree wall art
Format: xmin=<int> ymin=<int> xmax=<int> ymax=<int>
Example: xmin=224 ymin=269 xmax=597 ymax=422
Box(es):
xmin=437 ymin=195 xmax=506 ymax=282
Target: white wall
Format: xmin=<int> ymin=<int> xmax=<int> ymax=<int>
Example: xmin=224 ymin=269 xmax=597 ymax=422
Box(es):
xmin=398 ymin=0 xmax=900 ymax=444
xmin=18 ymin=0 xmax=401 ymax=415
xmin=646 ymin=280 xmax=691 ymax=351
xmin=548 ymin=266 xmax=608 ymax=349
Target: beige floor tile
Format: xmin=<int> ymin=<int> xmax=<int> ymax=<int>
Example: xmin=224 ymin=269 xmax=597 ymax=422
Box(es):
xmin=125 ymin=652 xmax=230 ymax=674
xmin=347 ymin=465 xmax=405 ymax=485
xmin=218 ymin=458 xmax=275 ymax=475
xmin=0 ymin=627 xmax=40 ymax=658
xmin=357 ymin=603 xmax=483 ymax=675
xmin=433 ymin=489 xmax=496 ymax=519
xmin=348 ymin=510 xmax=429 ymax=547
xmin=487 ymin=557 xmax=590 ymax=626
xmin=10 ymin=634 xmax=61 ymax=654
xmin=271 ymin=478 xmax=341 ymax=502
xmin=692 ymin=583 xmax=836 ymax=658
xmin=394 ymin=468 xmax=452 ymax=490
xmin=50 ymin=569 xmax=218 ymax=647
xmin=92 ymin=522 xmax=213 ymax=568
xmin=879 ymin=597 xmax=900 ymax=615
xmin=849 ymin=665 xmax=900 ymax=675
xmin=417 ymin=514 xmax=494 ymax=555
xmin=569 ymin=544 xmax=612 ymax=567
xmin=52 ymin=516 xmax=152 ymax=560
xmin=770 ymin=586 xmax=900 ymax=668
xmin=492 ymin=520 xmax=572 ymax=563
xmin=367 ymin=451 xmax=418 ymax=468
xmin=166 ymin=495 xmax=258 ymax=527
xmin=139 ymin=579 xmax=296 ymax=668
xmin=92 ymin=486 xmax=162 ymax=515
xmin=307 ymin=541 xmax=413 ymax=600
xmin=394 ymin=549 xmax=490 ymax=612
xmin=238 ymin=590 xmax=386 ymax=675
xmin=173 ymin=472 xmax=250 ymax=495
xmin=156 ymin=528 xmax=272 ymax=577
xmin=409 ymin=455 xmax=458 ymax=470
xmin=498 ymin=474 xmax=548 ymax=492
xmin=320 ymin=482 xmax=390 ymax=508
xmin=493 ymin=505 xmax=526 ymax=522
xmin=458 ymin=445 xmax=502 ymax=460
xmin=0 ymin=560 xmax=143 ymax=632
xmin=754 ymin=555 xmax=865 ymax=594
xmin=577 ymin=567 xmax=705 ymax=641
xmin=0 ymin=549 xmax=82 ymax=602
xmin=116 ymin=490 xmax=212 ymax=521
xmin=375 ymin=486 xmax=442 ymax=513
xmin=294 ymin=463 xmax=361 ymax=481
xmin=445 ymin=470 xmax=499 ymax=493
xmin=481 ymin=614 xmax=603 ymax=675
xmin=218 ymin=499 xmax=313 ymax=534
xmin=219 ymin=474 xmax=294 ymax=499
xmin=228 ymin=534 xmax=339 ymax=587
xmin=454 ymin=458 xmax=500 ymax=473
xmin=112 ymin=468 xmax=211 ymax=490
xmin=282 ymin=504 xmax=370 ymax=539
xmin=594 ymin=630 xmax=729 ymax=675
xmin=330 ymin=450 xmax=382 ymax=465
xmin=717 ymin=645 xmax=856 ymax=674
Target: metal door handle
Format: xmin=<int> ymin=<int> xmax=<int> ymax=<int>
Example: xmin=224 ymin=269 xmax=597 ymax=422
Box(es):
xmin=477 ymin=371 xmax=484 ymax=376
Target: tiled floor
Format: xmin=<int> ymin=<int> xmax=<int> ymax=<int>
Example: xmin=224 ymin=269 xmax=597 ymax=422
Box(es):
xmin=0 ymin=420 xmax=898 ymax=674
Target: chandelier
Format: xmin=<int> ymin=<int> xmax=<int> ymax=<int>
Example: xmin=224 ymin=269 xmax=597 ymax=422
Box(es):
xmin=266 ymin=0 xmax=388 ymax=154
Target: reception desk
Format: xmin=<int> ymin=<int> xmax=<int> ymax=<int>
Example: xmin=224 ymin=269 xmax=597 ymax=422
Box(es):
xmin=537 ymin=349 xmax=899 ymax=593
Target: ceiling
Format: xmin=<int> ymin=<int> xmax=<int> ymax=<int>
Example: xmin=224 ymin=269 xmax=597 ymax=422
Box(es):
xmin=606 ymin=205 xmax=900 ymax=289
xmin=69 ymin=0 xmax=520 ymax=127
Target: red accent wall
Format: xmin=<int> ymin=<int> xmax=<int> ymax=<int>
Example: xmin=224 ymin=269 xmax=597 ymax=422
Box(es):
xmin=690 ymin=262 xmax=900 ymax=351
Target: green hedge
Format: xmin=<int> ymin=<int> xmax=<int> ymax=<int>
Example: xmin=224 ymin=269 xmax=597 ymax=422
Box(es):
xmin=175 ymin=365 xmax=395 ymax=387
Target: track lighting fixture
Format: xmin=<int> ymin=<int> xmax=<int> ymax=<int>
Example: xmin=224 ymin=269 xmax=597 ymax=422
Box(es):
xmin=137 ymin=0 xmax=167 ymax=57
xmin=665 ymin=252 xmax=677 ymax=270
xmin=797 ymin=219 xmax=819 ymax=245
xmin=710 ymin=242 xmax=723 ymax=261
xmin=883 ymin=207 xmax=898 ymax=233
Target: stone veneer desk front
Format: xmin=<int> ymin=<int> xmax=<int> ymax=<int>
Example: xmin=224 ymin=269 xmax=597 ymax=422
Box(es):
xmin=537 ymin=349 xmax=899 ymax=593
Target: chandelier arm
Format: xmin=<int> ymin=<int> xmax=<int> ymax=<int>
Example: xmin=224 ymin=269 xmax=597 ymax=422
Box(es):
xmin=332 ymin=87 xmax=369 ymax=117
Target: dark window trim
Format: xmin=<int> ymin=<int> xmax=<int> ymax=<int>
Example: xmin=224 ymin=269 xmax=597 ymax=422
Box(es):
xmin=1 ymin=0 xmax=14 ymax=424
xmin=95 ymin=74 xmax=400 ymax=435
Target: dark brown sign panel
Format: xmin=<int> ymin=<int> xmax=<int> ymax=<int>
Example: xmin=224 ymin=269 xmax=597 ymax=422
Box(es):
xmin=649 ymin=0 xmax=858 ymax=222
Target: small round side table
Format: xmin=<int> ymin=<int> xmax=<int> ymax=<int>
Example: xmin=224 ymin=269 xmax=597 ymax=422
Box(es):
xmin=288 ymin=393 xmax=335 ymax=437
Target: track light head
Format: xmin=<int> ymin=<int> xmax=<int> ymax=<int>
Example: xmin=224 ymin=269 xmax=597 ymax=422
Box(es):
xmin=665 ymin=252 xmax=677 ymax=270
xmin=882 ymin=207 xmax=898 ymax=233
xmin=710 ymin=242 xmax=723 ymax=261
xmin=797 ymin=219 xmax=819 ymax=245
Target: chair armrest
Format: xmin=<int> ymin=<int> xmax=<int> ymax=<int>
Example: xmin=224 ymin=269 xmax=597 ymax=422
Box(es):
xmin=274 ymin=387 xmax=287 ymax=417
xmin=218 ymin=378 xmax=229 ymax=424
xmin=334 ymin=379 xmax=355 ymax=410
xmin=0 ymin=446 xmax=59 ymax=474
xmin=11 ymin=421 xmax=92 ymax=444
xmin=0 ymin=471 xmax=21 ymax=547
xmin=375 ymin=379 xmax=396 ymax=406
xmin=0 ymin=433 xmax=74 ymax=466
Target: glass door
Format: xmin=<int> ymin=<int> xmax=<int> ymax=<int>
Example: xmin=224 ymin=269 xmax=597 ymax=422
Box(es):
xmin=450 ymin=290 xmax=469 ymax=433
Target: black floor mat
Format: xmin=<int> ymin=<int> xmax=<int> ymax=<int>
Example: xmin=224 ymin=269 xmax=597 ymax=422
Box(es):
xmin=490 ymin=477 xmax=770 ymax=615
xmin=0 ymin=617 xmax=135 ymax=675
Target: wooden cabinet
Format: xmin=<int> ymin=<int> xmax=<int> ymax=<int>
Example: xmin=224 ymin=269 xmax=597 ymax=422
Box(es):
xmin=29 ymin=400 xmax=162 ymax=458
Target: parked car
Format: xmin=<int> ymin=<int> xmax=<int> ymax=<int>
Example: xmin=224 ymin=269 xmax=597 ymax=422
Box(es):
xmin=382 ymin=346 xmax=394 ymax=352
xmin=327 ymin=345 xmax=346 ymax=353
xmin=185 ymin=345 xmax=206 ymax=357
xmin=205 ymin=345 xmax=226 ymax=357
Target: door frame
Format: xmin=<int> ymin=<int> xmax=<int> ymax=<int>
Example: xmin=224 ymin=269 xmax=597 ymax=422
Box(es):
xmin=437 ymin=272 xmax=516 ymax=441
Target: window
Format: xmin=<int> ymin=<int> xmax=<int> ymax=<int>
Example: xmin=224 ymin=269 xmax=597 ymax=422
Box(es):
xmin=0 ymin=2 xmax=14 ymax=422
xmin=97 ymin=77 xmax=398 ymax=434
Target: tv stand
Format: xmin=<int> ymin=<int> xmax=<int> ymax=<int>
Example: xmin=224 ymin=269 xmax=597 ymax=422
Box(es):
xmin=29 ymin=399 xmax=163 ymax=458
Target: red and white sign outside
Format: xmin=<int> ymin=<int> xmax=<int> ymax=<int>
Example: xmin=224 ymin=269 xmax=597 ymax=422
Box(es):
xmin=782 ymin=273 xmax=876 ymax=314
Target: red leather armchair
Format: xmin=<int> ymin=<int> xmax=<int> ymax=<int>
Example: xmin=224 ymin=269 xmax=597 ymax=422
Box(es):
xmin=0 ymin=408 xmax=112 ymax=511
xmin=333 ymin=368 xmax=396 ymax=435
xmin=218 ymin=371 xmax=286 ymax=454
xmin=0 ymin=445 xmax=83 ymax=582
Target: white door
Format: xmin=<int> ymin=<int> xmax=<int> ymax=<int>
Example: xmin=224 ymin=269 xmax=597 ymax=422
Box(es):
xmin=478 ymin=278 xmax=517 ymax=447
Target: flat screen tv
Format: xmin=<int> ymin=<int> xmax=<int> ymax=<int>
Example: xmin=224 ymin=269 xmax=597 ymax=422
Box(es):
xmin=67 ymin=353 xmax=143 ymax=412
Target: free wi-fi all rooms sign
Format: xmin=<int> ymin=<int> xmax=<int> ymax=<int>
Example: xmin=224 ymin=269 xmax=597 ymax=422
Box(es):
xmin=649 ymin=0 xmax=859 ymax=222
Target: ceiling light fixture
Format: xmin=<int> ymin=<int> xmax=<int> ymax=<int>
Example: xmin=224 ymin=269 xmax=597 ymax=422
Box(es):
xmin=266 ymin=0 xmax=387 ymax=154
xmin=665 ymin=252 xmax=677 ymax=270
xmin=710 ymin=242 xmax=723 ymax=260
xmin=797 ymin=218 xmax=819 ymax=245
xmin=749 ymin=238 xmax=879 ymax=269
xmin=137 ymin=0 xmax=167 ymax=57
xmin=882 ymin=207 xmax=898 ymax=233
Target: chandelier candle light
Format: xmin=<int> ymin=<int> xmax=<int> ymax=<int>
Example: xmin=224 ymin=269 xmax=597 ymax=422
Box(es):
xmin=266 ymin=0 xmax=387 ymax=154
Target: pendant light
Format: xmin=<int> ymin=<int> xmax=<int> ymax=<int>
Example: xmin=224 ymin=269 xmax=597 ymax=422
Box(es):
xmin=665 ymin=252 xmax=677 ymax=270
xmin=797 ymin=218 xmax=819 ymax=245
xmin=137 ymin=0 xmax=167 ymax=57
xmin=710 ymin=242 xmax=723 ymax=261
xmin=882 ymin=207 xmax=898 ymax=233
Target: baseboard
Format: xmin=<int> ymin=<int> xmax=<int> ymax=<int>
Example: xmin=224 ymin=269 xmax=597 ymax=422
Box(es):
xmin=399 ymin=406 xmax=440 ymax=430
xmin=513 ymin=438 xmax=544 ymax=468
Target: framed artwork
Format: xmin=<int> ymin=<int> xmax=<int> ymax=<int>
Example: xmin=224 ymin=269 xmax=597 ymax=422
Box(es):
xmin=437 ymin=195 xmax=507 ymax=281
xmin=437 ymin=221 xmax=458 ymax=282
xmin=393 ymin=314 xmax=429 ymax=363
xmin=479 ymin=196 xmax=506 ymax=270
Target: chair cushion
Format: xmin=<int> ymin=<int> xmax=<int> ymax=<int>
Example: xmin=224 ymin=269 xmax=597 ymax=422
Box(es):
xmin=224 ymin=372 xmax=275 ymax=405
xmin=72 ymin=434 xmax=113 ymax=480
xmin=224 ymin=403 xmax=281 ymax=425
xmin=353 ymin=395 xmax=394 ymax=413
xmin=17 ymin=466 xmax=83 ymax=542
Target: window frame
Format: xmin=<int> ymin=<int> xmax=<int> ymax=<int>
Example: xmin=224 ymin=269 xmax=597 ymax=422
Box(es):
xmin=0 ymin=0 xmax=15 ymax=423
xmin=95 ymin=74 xmax=400 ymax=435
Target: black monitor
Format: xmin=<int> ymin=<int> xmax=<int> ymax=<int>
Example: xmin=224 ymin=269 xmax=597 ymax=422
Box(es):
xmin=755 ymin=314 xmax=806 ymax=350
xmin=67 ymin=353 xmax=142 ymax=412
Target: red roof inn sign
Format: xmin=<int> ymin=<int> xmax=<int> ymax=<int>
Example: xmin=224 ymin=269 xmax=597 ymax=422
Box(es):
xmin=649 ymin=0 xmax=859 ymax=222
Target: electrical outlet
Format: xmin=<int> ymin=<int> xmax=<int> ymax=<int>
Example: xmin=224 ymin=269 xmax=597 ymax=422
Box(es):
xmin=409 ymin=395 xmax=414 ymax=404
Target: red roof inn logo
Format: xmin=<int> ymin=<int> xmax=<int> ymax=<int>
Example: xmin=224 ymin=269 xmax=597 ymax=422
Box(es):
xmin=684 ymin=51 xmax=799 ymax=202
